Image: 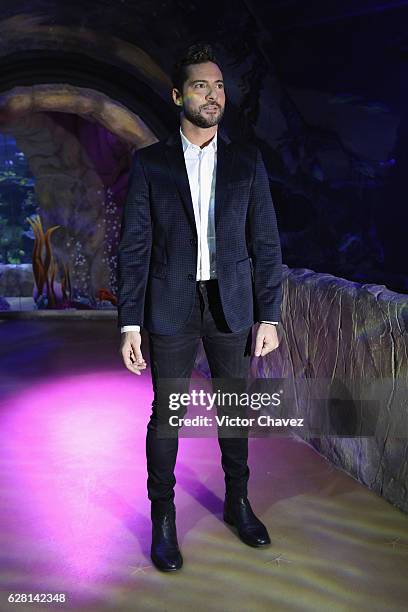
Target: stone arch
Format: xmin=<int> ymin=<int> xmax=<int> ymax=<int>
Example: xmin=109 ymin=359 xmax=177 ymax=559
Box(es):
xmin=0 ymin=83 xmax=158 ymax=147
xmin=0 ymin=84 xmax=158 ymax=303
xmin=0 ymin=14 xmax=172 ymax=100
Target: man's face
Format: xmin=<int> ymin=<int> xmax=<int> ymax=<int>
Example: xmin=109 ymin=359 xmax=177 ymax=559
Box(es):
xmin=174 ymin=61 xmax=225 ymax=128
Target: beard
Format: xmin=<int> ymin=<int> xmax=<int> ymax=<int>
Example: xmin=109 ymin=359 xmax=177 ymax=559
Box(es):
xmin=182 ymin=103 xmax=224 ymax=128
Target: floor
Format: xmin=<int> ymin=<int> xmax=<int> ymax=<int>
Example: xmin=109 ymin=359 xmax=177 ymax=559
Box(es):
xmin=0 ymin=319 xmax=407 ymax=612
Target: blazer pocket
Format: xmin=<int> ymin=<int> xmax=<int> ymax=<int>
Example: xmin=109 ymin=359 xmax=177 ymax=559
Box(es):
xmin=236 ymin=256 xmax=251 ymax=274
xmin=150 ymin=261 xmax=167 ymax=279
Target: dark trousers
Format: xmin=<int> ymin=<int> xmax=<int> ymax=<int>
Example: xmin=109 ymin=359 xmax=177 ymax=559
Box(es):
xmin=146 ymin=279 xmax=253 ymax=509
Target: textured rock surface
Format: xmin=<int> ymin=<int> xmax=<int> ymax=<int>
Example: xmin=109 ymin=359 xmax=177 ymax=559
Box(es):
xmin=195 ymin=265 xmax=408 ymax=513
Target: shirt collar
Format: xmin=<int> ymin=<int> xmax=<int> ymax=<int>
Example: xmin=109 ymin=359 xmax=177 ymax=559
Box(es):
xmin=180 ymin=126 xmax=217 ymax=153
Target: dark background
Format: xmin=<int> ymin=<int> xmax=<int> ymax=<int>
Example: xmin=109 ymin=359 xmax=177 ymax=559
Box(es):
xmin=0 ymin=0 xmax=407 ymax=294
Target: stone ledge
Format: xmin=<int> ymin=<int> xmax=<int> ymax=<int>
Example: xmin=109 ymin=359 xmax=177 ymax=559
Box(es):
xmin=0 ymin=309 xmax=117 ymax=320
xmin=194 ymin=264 xmax=408 ymax=513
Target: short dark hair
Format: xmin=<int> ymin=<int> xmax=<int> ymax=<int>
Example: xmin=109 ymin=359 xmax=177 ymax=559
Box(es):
xmin=171 ymin=42 xmax=222 ymax=94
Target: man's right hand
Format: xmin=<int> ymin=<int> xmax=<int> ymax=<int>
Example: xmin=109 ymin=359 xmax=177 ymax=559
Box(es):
xmin=120 ymin=331 xmax=147 ymax=375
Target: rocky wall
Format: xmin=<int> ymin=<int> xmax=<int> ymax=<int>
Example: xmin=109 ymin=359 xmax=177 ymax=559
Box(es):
xmin=195 ymin=265 xmax=408 ymax=513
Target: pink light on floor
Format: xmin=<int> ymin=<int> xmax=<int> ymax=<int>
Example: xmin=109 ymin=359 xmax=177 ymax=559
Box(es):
xmin=0 ymin=370 xmax=153 ymax=586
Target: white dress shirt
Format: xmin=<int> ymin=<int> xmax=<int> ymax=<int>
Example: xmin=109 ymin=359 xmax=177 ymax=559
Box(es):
xmin=121 ymin=126 xmax=278 ymax=332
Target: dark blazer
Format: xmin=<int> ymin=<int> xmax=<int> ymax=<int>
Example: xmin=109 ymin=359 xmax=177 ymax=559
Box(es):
xmin=117 ymin=128 xmax=282 ymax=335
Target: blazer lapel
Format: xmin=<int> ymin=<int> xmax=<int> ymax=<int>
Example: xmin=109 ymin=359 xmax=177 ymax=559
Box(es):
xmin=164 ymin=127 xmax=234 ymax=236
xmin=214 ymin=131 xmax=234 ymax=231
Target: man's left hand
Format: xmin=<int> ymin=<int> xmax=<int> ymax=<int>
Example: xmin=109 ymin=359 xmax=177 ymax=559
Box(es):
xmin=254 ymin=323 xmax=280 ymax=357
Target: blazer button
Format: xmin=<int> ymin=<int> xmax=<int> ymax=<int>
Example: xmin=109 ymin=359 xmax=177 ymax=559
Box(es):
xmin=190 ymin=238 xmax=196 ymax=245
xmin=188 ymin=274 xmax=195 ymax=281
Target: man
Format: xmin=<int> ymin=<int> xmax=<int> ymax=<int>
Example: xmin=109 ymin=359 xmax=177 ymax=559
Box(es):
xmin=117 ymin=43 xmax=282 ymax=572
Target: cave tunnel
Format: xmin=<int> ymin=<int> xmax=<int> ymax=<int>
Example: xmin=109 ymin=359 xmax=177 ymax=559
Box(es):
xmin=0 ymin=48 xmax=171 ymax=307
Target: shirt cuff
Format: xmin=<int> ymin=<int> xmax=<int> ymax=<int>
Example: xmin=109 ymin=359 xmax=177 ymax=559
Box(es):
xmin=121 ymin=325 xmax=141 ymax=333
xmin=260 ymin=321 xmax=279 ymax=325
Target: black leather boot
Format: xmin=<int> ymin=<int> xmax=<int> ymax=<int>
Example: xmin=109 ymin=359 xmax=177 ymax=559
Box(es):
xmin=151 ymin=502 xmax=183 ymax=571
xmin=223 ymin=495 xmax=271 ymax=547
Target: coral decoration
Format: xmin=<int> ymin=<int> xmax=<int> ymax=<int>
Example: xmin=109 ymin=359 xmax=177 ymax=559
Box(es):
xmin=96 ymin=288 xmax=118 ymax=306
xmin=26 ymin=214 xmax=72 ymax=308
